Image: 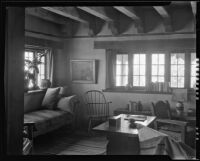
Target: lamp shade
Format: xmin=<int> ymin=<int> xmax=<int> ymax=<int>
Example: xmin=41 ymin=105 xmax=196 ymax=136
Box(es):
xmin=40 ymin=79 xmax=51 ymax=89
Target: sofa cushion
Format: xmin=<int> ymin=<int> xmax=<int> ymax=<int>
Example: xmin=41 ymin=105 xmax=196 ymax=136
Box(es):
xmin=59 ymin=86 xmax=71 ymax=97
xmin=42 ymin=87 xmax=60 ymax=109
xmin=57 ymin=95 xmax=77 ymax=114
xmin=24 ymin=109 xmax=73 ymax=137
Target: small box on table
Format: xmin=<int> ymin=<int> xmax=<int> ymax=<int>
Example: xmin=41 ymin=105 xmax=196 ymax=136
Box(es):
xmin=109 ymin=115 xmax=121 ymax=127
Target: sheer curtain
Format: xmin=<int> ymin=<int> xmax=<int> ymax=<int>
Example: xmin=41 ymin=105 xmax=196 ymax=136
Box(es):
xmin=105 ymin=49 xmax=117 ymax=89
xmin=46 ymin=49 xmax=54 ymax=87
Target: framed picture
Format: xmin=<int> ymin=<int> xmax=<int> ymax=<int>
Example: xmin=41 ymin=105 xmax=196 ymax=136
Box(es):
xmin=70 ymin=59 xmax=96 ymax=83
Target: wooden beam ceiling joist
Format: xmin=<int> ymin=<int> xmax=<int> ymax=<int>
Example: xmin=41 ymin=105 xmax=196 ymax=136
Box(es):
xmin=113 ymin=6 xmax=144 ymax=33
xmin=153 ymin=6 xmax=172 ymax=32
xmin=26 ymin=8 xmax=68 ymax=25
xmin=77 ymin=7 xmax=113 ymax=22
xmin=42 ymin=7 xmax=88 ymax=24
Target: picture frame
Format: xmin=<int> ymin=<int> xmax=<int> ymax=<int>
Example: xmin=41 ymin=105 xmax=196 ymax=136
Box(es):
xmin=70 ymin=59 xmax=96 ymax=84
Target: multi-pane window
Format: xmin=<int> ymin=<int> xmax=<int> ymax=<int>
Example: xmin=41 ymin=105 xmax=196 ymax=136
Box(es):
xmin=24 ymin=49 xmax=47 ymax=89
xmin=170 ymin=53 xmax=185 ymax=88
xmin=191 ymin=52 xmax=196 ymax=88
xmin=37 ymin=53 xmax=46 ymax=87
xmin=133 ymin=54 xmax=146 ymax=86
xmin=116 ymin=54 xmax=128 ymax=86
xmin=151 ymin=54 xmax=165 ymax=82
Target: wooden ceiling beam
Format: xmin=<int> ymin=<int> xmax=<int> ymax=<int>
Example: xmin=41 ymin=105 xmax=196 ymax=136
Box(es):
xmin=113 ymin=6 xmax=143 ymax=33
xmin=153 ymin=6 xmax=169 ymax=19
xmin=153 ymin=6 xmax=172 ymax=32
xmin=42 ymin=7 xmax=88 ymax=24
xmin=26 ymin=8 xmax=68 ymax=25
xmin=77 ymin=7 xmax=113 ymax=22
xmin=113 ymin=6 xmax=139 ymax=20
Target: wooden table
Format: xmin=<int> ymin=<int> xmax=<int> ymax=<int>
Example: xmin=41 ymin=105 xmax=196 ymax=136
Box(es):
xmin=93 ymin=114 xmax=156 ymax=155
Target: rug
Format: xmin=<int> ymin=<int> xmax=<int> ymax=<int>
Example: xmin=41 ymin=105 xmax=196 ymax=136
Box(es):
xmin=33 ymin=130 xmax=108 ymax=155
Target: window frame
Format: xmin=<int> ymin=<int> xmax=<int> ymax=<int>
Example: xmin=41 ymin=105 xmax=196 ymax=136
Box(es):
xmin=109 ymin=49 xmax=196 ymax=92
xmin=24 ymin=45 xmax=49 ymax=90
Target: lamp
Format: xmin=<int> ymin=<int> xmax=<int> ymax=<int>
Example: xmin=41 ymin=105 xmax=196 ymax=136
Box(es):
xmin=40 ymin=79 xmax=51 ymax=89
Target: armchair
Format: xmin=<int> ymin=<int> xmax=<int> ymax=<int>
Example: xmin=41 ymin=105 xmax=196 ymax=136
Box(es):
xmin=151 ymin=100 xmax=188 ymax=143
xmin=83 ymin=90 xmax=112 ymax=134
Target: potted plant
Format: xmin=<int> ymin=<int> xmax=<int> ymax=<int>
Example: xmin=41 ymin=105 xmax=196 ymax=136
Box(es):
xmin=24 ymin=52 xmax=45 ymax=91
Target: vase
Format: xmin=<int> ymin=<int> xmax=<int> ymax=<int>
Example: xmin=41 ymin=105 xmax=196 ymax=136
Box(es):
xmin=175 ymin=101 xmax=184 ymax=117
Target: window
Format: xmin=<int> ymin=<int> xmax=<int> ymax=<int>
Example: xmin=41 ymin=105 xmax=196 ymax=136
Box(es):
xmin=151 ymin=54 xmax=165 ymax=83
xmin=133 ymin=54 xmax=146 ymax=86
xmin=24 ymin=47 xmax=49 ymax=90
xmin=191 ymin=52 xmax=196 ymax=88
xmin=170 ymin=53 xmax=185 ymax=88
xmin=107 ymin=49 xmax=195 ymax=92
xmin=116 ymin=54 xmax=128 ymax=86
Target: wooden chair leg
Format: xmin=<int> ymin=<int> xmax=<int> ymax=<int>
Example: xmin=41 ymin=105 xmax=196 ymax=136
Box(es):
xmin=88 ymin=118 xmax=92 ymax=135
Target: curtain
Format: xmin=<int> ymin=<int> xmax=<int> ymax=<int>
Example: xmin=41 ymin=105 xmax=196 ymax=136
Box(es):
xmin=105 ymin=49 xmax=117 ymax=89
xmin=46 ymin=49 xmax=54 ymax=87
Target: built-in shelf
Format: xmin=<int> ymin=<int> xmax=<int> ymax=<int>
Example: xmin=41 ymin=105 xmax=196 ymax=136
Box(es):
xmin=102 ymin=89 xmax=172 ymax=95
xmin=24 ymin=89 xmax=46 ymax=96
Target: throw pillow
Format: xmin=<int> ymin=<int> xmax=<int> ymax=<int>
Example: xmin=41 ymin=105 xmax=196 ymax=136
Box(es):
xmin=59 ymin=86 xmax=71 ymax=97
xmin=42 ymin=87 xmax=60 ymax=109
xmin=57 ymin=95 xmax=77 ymax=114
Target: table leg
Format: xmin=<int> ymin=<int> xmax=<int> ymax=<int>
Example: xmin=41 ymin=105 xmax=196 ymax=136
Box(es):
xmin=106 ymin=133 xmax=140 ymax=155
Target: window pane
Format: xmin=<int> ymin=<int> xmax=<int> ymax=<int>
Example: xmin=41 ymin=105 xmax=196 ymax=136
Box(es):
xmin=134 ymin=54 xmax=139 ymax=64
xmin=116 ymin=55 xmax=123 ymax=64
xmin=133 ymin=65 xmax=139 ymax=75
xmin=133 ymin=76 xmax=139 ymax=86
xmin=171 ymin=65 xmax=177 ymax=76
xmin=25 ymin=52 xmax=29 ymax=59
xmin=116 ymin=65 xmax=122 ymax=75
xmin=122 ymin=55 xmax=128 ymax=64
xmin=178 ymin=77 xmax=184 ymax=88
xmin=29 ymin=52 xmax=33 ymax=61
xmin=122 ymin=76 xmax=128 ymax=86
xmin=122 ymin=65 xmax=128 ymax=75
xmin=171 ymin=54 xmax=177 ymax=64
xmin=40 ymin=65 xmax=45 ymax=75
xmin=158 ymin=76 xmax=164 ymax=82
xmin=191 ymin=53 xmax=196 ymax=65
xmin=152 ymin=76 xmax=157 ymax=82
xmin=152 ymin=54 xmax=158 ymax=64
xmin=152 ymin=65 xmax=158 ymax=75
xmin=158 ymin=65 xmax=164 ymax=76
xmin=177 ymin=54 xmax=185 ymax=64
xmin=41 ymin=56 xmax=45 ymax=63
xmin=191 ymin=64 xmax=196 ymax=77
xmin=159 ymin=54 xmax=165 ymax=64
xmin=116 ymin=76 xmax=122 ymax=86
xmin=171 ymin=77 xmax=177 ymax=87
xmin=140 ymin=54 xmax=146 ymax=64
xmin=178 ymin=65 xmax=184 ymax=76
xmin=191 ymin=77 xmax=196 ymax=88
xmin=140 ymin=65 xmax=145 ymax=75
xmin=140 ymin=76 xmax=145 ymax=86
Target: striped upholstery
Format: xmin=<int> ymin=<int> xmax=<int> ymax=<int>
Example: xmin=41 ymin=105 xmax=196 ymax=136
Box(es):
xmin=24 ymin=109 xmax=73 ymax=137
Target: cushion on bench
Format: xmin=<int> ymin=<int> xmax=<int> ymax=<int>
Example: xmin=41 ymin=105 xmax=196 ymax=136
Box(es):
xmin=24 ymin=109 xmax=73 ymax=137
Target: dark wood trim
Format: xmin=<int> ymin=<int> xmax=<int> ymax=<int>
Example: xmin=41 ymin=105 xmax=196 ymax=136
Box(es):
xmin=5 ymin=7 xmax=25 ymax=154
xmin=103 ymin=88 xmax=172 ymax=95
xmin=185 ymin=52 xmax=191 ymax=88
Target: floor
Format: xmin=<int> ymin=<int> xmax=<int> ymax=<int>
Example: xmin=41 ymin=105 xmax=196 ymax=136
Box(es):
xmin=33 ymin=126 xmax=108 ymax=155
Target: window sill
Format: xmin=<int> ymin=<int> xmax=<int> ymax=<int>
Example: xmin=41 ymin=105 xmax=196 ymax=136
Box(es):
xmin=102 ymin=88 xmax=172 ymax=95
xmin=24 ymin=89 xmax=46 ymax=96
